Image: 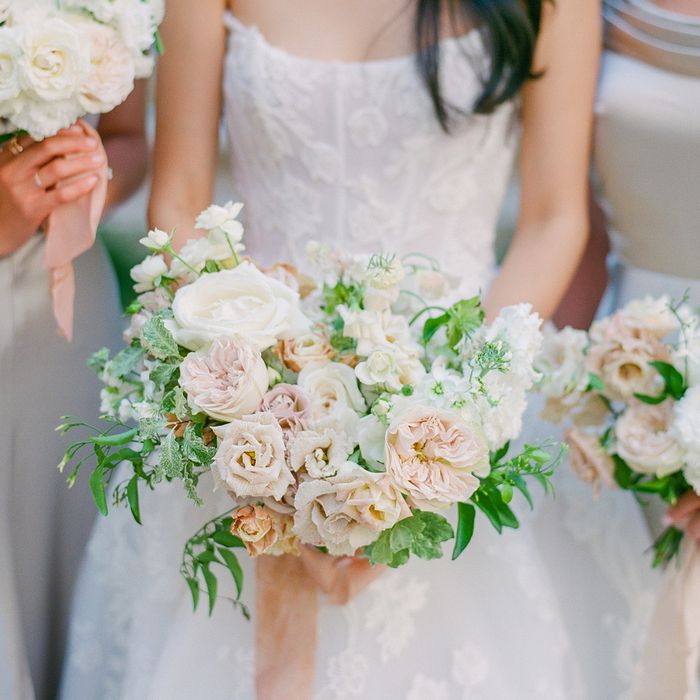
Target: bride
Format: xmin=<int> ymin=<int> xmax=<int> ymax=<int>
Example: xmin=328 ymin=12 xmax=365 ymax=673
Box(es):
xmin=60 ymin=1 xmax=623 ymax=698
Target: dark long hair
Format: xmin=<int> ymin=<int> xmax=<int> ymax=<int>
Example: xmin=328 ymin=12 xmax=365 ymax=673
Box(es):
xmin=415 ymin=0 xmax=545 ymax=129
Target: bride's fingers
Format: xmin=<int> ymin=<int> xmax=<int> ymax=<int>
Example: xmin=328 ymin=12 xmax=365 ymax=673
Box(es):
xmin=34 ymin=151 xmax=107 ymax=191
xmin=665 ymin=491 xmax=700 ymax=525
xmin=14 ymin=133 xmax=99 ymax=176
xmin=41 ymin=173 xmax=101 ymax=212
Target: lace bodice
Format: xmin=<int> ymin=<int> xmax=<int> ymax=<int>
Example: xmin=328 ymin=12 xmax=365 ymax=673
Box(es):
xmin=222 ymin=13 xmax=518 ymax=295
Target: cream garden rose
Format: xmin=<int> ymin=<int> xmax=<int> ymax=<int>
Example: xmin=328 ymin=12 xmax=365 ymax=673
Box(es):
xmin=213 ymin=413 xmax=293 ymax=500
xmin=0 ymin=31 xmax=20 ymax=102
xmin=297 ymin=361 xmax=366 ymax=417
xmin=293 ymin=465 xmax=410 ymax=556
xmin=615 ymin=401 xmax=686 ymax=477
xmin=279 ymin=329 xmax=334 ymax=372
xmin=172 ymin=262 xmax=310 ymax=351
xmin=179 ymin=339 xmax=269 ymax=422
xmin=385 ymin=403 xmax=490 ymax=510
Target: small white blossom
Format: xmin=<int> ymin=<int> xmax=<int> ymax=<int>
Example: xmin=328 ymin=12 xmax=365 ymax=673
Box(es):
xmin=139 ymin=228 xmax=171 ymax=251
xmin=130 ymin=254 xmax=168 ymax=293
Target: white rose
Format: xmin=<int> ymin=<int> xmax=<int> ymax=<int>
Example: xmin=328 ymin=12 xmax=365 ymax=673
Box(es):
xmin=113 ymin=0 xmax=157 ymax=59
xmin=130 ymin=254 xmax=168 ymax=293
xmin=213 ymin=413 xmax=293 ymax=501
xmin=78 ymin=20 xmax=134 ymax=113
xmin=293 ymin=465 xmax=411 ymax=555
xmin=171 ymin=262 xmax=310 ymax=351
xmin=298 ymin=361 xmax=366 ymax=416
xmin=61 ymin=0 xmax=117 ymax=23
xmin=289 ymin=429 xmax=353 ymax=478
xmin=616 ymin=401 xmax=686 ymax=477
xmin=17 ymin=13 xmax=89 ymax=101
xmin=0 ymin=29 xmax=20 ymax=101
xmin=179 ymin=339 xmax=269 ymax=422
xmin=339 ymin=306 xmax=413 ymax=356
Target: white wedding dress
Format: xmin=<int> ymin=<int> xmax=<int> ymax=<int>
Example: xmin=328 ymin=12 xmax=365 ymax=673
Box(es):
xmin=61 ymin=13 xmax=650 ymax=699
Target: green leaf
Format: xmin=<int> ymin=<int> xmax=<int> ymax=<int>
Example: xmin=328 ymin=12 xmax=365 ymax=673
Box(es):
xmin=366 ymin=531 xmax=393 ymax=565
xmin=587 ymin=372 xmax=605 ymax=392
xmin=91 ymin=428 xmax=138 ymax=447
xmin=88 ymin=347 xmax=110 ymax=374
xmin=185 ymin=576 xmax=200 ymax=610
xmin=212 ymin=530 xmax=244 ymax=548
xmin=139 ymin=417 xmax=167 ymax=440
xmin=491 ymin=441 xmax=511 ymax=465
xmin=452 ymin=503 xmax=476 ymax=560
xmin=501 ymin=482 xmax=514 ymax=504
xmin=417 ymin=511 xmax=454 ymax=542
xmin=218 ymin=548 xmax=244 ymax=598
xmin=196 ymin=549 xmax=220 ymax=565
xmin=201 ymin=565 xmax=218 ymax=616
xmin=613 ymin=455 xmax=637 ymax=490
xmin=389 ymin=521 xmax=415 ymax=552
xmin=634 ymin=392 xmax=668 ymax=406
xmin=173 ymin=387 xmax=189 ymax=421
xmin=472 ymin=491 xmax=502 ymax=533
xmin=446 ymin=297 xmax=484 ymax=349
xmin=650 ymin=361 xmax=686 ymax=401
xmin=651 ymin=526 xmax=684 ymax=568
xmin=422 ymin=313 xmax=450 ymax=344
xmin=159 ymin=432 xmax=185 ymax=479
xmin=89 ymin=464 xmax=108 ymax=516
xmin=142 ymin=315 xmax=180 ymax=361
xmin=150 ymin=362 xmax=179 ymax=388
xmin=110 ymin=346 xmax=146 ymax=379
xmin=510 ymin=474 xmax=533 ymax=510
xmin=182 ymin=424 xmax=216 ymax=466
xmin=126 ymin=476 xmax=142 ymax=524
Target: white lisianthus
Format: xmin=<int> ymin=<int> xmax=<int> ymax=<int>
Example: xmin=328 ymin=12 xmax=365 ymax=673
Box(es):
xmin=130 ymin=254 xmax=168 ymax=293
xmin=171 ymin=262 xmax=310 ymax=351
xmin=289 ymin=429 xmax=353 ymax=479
xmin=213 ymin=413 xmax=293 ymax=501
xmin=0 ymin=30 xmax=20 ymax=101
xmin=195 ymin=201 xmax=245 ymax=243
xmin=77 ymin=19 xmax=134 ymax=113
xmin=620 ymin=295 xmax=678 ymax=339
xmin=674 ymin=386 xmax=700 ymax=484
xmin=139 ymin=227 xmax=171 ymax=251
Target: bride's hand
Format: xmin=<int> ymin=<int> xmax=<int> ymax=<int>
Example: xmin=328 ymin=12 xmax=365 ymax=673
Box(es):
xmin=0 ymin=122 xmax=107 ymax=256
xmin=665 ymin=492 xmax=700 ymax=546
xmin=298 ymin=545 xmax=385 ymax=605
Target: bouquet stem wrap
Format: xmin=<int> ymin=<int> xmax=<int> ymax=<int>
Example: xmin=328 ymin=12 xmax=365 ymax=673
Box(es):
xmin=633 ymin=543 xmax=700 ymax=700
xmin=43 ymin=124 xmax=108 ymax=341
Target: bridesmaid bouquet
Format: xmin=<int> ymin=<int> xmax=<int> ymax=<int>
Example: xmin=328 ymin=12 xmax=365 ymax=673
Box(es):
xmin=0 ymin=0 xmax=163 ymax=141
xmin=537 ymin=296 xmax=700 ymax=566
xmin=60 ymin=202 xmax=562 ymax=616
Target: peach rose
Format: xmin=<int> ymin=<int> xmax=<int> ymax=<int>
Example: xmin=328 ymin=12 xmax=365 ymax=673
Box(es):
xmin=279 ymin=329 xmax=335 ymax=373
xmin=230 ymin=504 xmax=298 ymax=557
xmin=615 ymin=401 xmax=685 ymax=477
xmin=385 ymin=404 xmax=490 ymax=510
xmin=587 ymin=313 xmax=671 ymax=402
xmin=565 ymin=428 xmax=616 ymax=494
xmin=260 ymin=383 xmax=310 ymax=437
xmin=293 ymin=465 xmax=410 ymax=556
xmin=179 ymin=339 xmax=269 ymax=422
xmin=213 ymin=413 xmax=293 ymax=500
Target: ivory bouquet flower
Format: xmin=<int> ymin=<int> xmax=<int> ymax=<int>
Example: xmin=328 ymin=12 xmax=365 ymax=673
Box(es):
xmin=60 ymin=202 xmax=562 ymax=616
xmin=536 ymin=296 xmax=700 ymax=566
xmin=0 ymin=0 xmax=163 ymax=141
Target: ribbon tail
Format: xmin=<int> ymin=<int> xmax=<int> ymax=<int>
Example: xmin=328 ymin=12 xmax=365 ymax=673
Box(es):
xmin=632 ymin=544 xmax=700 ymax=700
xmin=256 ymin=555 xmax=318 ymax=700
xmin=49 ymin=263 xmax=76 ymax=342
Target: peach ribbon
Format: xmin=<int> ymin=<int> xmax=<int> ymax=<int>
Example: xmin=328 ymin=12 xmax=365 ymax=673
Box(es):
xmin=255 ymin=551 xmax=385 ymax=700
xmin=43 ymin=123 xmax=108 ymax=341
xmin=632 ymin=543 xmax=700 ymax=700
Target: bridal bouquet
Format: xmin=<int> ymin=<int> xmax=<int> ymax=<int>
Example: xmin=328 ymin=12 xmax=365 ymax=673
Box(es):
xmin=0 ymin=0 xmax=163 ymax=140
xmin=537 ymin=296 xmax=700 ymax=566
xmin=60 ymin=202 xmax=561 ymax=616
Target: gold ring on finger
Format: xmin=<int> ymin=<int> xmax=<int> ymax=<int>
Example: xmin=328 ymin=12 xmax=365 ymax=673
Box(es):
xmin=8 ymin=136 xmax=24 ymax=156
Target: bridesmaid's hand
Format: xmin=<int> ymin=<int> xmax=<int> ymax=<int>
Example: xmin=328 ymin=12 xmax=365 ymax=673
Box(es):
xmin=666 ymin=491 xmax=700 ymax=546
xmin=0 ymin=122 xmax=107 ymax=256
xmin=299 ymin=545 xmax=385 ymax=605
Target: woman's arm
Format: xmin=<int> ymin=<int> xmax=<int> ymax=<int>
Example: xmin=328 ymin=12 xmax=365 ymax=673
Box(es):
xmin=99 ymin=81 xmax=148 ymax=212
xmin=552 ymin=188 xmax=610 ymax=329
xmin=485 ymin=0 xmax=602 ymax=320
xmin=148 ymin=0 xmax=227 ymax=247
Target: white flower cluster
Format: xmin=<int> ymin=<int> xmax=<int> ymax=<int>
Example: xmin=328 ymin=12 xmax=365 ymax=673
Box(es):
xmin=0 ymin=0 xmax=162 ymax=139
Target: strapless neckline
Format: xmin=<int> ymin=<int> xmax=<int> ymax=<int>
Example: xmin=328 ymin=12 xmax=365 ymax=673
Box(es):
xmin=223 ymin=11 xmax=481 ymax=71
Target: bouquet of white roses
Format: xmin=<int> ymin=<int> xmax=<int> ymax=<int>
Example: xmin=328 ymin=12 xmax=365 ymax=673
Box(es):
xmin=536 ymin=296 xmax=700 ymax=567
xmin=0 ymin=0 xmax=163 ymax=141
xmin=60 ymin=202 xmax=562 ymax=616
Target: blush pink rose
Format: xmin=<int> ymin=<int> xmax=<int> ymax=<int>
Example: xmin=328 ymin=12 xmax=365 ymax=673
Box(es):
xmin=179 ymin=339 xmax=269 ymax=422
xmin=260 ymin=383 xmax=310 ymax=437
xmin=385 ymin=404 xmax=490 ymax=510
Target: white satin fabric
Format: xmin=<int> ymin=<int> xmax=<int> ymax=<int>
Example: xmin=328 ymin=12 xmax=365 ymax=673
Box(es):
xmin=61 ymin=12 xmax=650 ymax=700
xmin=0 ymin=234 xmax=121 ymax=700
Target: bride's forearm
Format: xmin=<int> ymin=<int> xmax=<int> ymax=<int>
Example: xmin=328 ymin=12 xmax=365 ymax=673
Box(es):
xmin=484 ymin=214 xmax=588 ymax=321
